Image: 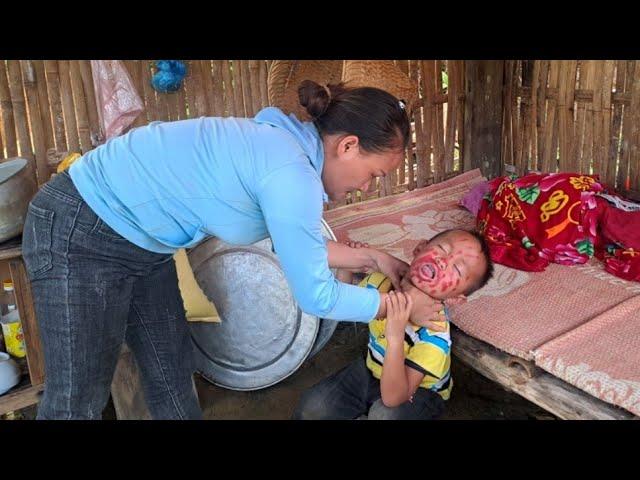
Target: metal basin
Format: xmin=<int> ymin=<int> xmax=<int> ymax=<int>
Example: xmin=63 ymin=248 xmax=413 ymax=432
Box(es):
xmin=187 ymin=220 xmax=340 ymax=390
xmin=0 ymin=158 xmax=37 ymax=243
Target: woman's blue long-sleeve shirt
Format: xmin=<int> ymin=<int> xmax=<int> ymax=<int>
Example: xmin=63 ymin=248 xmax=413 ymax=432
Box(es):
xmin=69 ymin=107 xmax=380 ymax=322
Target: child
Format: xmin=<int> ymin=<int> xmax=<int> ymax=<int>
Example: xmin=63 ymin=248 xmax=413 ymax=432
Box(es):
xmin=292 ymin=228 xmax=494 ymax=420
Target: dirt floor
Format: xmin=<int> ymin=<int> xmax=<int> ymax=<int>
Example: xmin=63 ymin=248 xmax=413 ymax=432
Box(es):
xmin=13 ymin=322 xmax=556 ymax=420
xmin=193 ymin=322 xmax=555 ymax=420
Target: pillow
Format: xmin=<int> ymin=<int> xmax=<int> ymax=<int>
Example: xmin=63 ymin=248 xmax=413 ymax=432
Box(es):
xmin=459 ymin=180 xmax=490 ymax=216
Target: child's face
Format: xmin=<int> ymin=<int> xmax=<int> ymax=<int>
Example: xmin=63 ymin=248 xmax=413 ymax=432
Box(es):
xmin=408 ymin=230 xmax=486 ymax=301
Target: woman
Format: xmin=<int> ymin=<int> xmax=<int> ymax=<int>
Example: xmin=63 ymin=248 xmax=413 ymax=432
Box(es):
xmin=22 ymin=80 xmax=445 ymax=419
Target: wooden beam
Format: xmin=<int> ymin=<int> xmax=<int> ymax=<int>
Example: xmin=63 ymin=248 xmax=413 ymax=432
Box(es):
xmin=450 ymin=327 xmax=637 ymax=420
xmin=0 ymin=384 xmax=44 ymax=416
xmin=463 ymin=61 xmax=505 ymax=179
xmin=8 ymin=258 xmax=45 ymax=386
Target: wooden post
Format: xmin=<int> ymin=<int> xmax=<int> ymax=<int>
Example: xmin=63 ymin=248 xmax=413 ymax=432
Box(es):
xmin=8 ymin=258 xmax=45 ymax=386
xmin=110 ymin=344 xmax=200 ymax=420
xmin=463 ymin=61 xmax=505 ymax=179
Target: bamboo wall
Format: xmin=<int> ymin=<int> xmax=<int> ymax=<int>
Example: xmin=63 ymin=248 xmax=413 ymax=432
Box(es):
xmin=0 ymin=60 xmax=464 ymax=208
xmin=503 ymin=60 xmax=640 ymax=197
xmin=4 ymin=60 xmax=639 ymax=202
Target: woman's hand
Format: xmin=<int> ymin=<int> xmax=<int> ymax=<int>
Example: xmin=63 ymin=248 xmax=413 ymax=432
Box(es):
xmin=327 ymin=241 xmax=408 ymax=290
xmin=401 ymin=281 xmax=447 ymax=331
xmin=368 ymin=249 xmax=410 ymax=291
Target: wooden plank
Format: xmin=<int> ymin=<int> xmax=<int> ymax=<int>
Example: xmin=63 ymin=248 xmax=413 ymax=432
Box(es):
xmin=57 ymin=60 xmax=80 ymax=153
xmin=69 ymin=61 xmax=92 ymax=153
xmin=0 ymin=60 xmax=18 ymax=158
xmin=0 ymin=384 xmax=44 ymax=416
xmin=455 ymin=61 xmax=465 ymax=173
xmin=140 ymin=61 xmax=158 ymax=122
xmin=248 ymin=60 xmax=263 ymax=117
xmin=239 ymin=61 xmax=254 ymax=117
xmin=110 ymin=345 xmax=152 ymax=420
xmin=110 ymin=344 xmax=200 ymax=420
xmin=200 ymin=60 xmax=218 ymax=117
xmin=451 ymin=328 xmax=636 ymax=420
xmin=183 ymin=61 xmax=198 ymax=119
xmin=557 ymin=61 xmax=578 ymax=172
xmin=620 ymin=61 xmax=639 ymax=191
xmin=6 ymin=60 xmax=33 ymax=176
xmin=434 ymin=60 xmax=446 ymax=182
xmin=78 ymin=60 xmax=101 ymax=146
xmin=124 ymin=60 xmax=147 ymax=128
xmin=463 ymin=61 xmax=504 ymax=179
xmin=191 ymin=60 xmax=208 ymax=117
xmin=210 ymin=60 xmax=226 ymax=117
xmin=421 ymin=60 xmax=435 ymax=184
xmin=43 ymin=60 xmax=67 ymax=151
xmin=518 ymin=61 xmax=533 ymax=175
xmin=257 ymin=60 xmax=269 ymax=110
xmin=626 ymin=65 xmax=640 ymax=190
xmin=0 ymin=242 xmax=21 ymax=261
xmin=220 ymin=60 xmax=235 ymax=116
xmin=500 ymin=60 xmax=515 ymax=169
xmin=529 ymin=61 xmax=540 ymax=170
xmin=598 ymin=61 xmax=615 ymax=185
xmin=20 ymin=60 xmax=49 ymax=185
xmin=406 ymin=60 xmax=417 ymax=191
xmin=32 ymin=60 xmax=54 ymax=151
xmin=535 ymin=61 xmax=550 ymax=172
xmin=542 ymin=61 xmax=561 ymax=172
xmin=229 ymin=60 xmax=246 ymax=117
xmin=444 ymin=60 xmax=458 ymax=176
xmin=8 ymin=258 xmax=45 ymax=386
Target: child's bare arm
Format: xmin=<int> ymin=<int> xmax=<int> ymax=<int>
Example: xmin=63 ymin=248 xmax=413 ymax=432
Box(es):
xmin=380 ymin=291 xmax=426 ymax=406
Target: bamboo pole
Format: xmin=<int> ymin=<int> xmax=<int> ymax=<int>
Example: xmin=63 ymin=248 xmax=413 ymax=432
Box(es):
xmin=78 ymin=60 xmax=101 ymax=146
xmin=0 ymin=60 xmax=18 ymax=158
xmin=200 ymin=60 xmax=218 ymax=117
xmin=210 ymin=60 xmax=226 ymax=116
xmin=258 ymin=60 xmax=269 ymax=110
xmin=6 ymin=60 xmax=34 ymax=181
xmin=536 ymin=61 xmax=550 ymax=172
xmin=229 ymin=60 xmax=245 ymax=117
xmin=248 ymin=60 xmax=263 ymax=116
xmin=141 ymin=61 xmax=158 ymax=122
xmin=542 ymin=61 xmax=561 ymax=172
xmin=32 ymin=60 xmax=54 ymax=151
xmin=239 ymin=60 xmax=254 ymax=117
xmin=69 ymin=61 xmax=92 ymax=152
xmin=192 ymin=60 xmax=208 ymax=117
xmin=444 ymin=60 xmax=458 ymax=176
xmin=598 ymin=61 xmax=615 ymax=185
xmin=57 ymin=60 xmax=80 ymax=153
xmin=43 ymin=60 xmax=67 ymax=151
xmin=619 ymin=61 xmax=637 ymax=190
xmin=220 ymin=60 xmax=234 ymax=116
xmin=20 ymin=60 xmax=49 ymax=184
xmin=557 ymin=61 xmax=578 ymax=172
xmin=421 ymin=60 xmax=435 ymax=184
xmin=125 ymin=60 xmax=147 ymax=128
xmin=435 ymin=60 xmax=447 ymax=181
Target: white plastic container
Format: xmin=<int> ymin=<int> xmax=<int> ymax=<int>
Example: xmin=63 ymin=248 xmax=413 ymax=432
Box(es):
xmin=0 ymin=351 xmax=20 ymax=395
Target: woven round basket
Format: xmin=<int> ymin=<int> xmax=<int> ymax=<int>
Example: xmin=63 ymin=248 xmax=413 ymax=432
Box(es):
xmin=267 ymin=60 xmax=343 ymax=121
xmin=342 ymin=60 xmax=419 ymax=115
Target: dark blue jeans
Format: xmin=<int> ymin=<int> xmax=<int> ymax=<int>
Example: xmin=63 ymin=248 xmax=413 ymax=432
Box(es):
xmin=21 ymin=171 xmax=202 ymax=420
xmin=292 ymin=356 xmax=445 ymax=420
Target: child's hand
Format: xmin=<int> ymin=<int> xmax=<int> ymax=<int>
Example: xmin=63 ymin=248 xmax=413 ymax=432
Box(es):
xmin=384 ymin=291 xmax=413 ymax=342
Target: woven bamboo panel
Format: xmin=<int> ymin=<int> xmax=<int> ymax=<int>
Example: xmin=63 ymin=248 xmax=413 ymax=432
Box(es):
xmin=502 ymin=60 xmax=640 ymax=197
